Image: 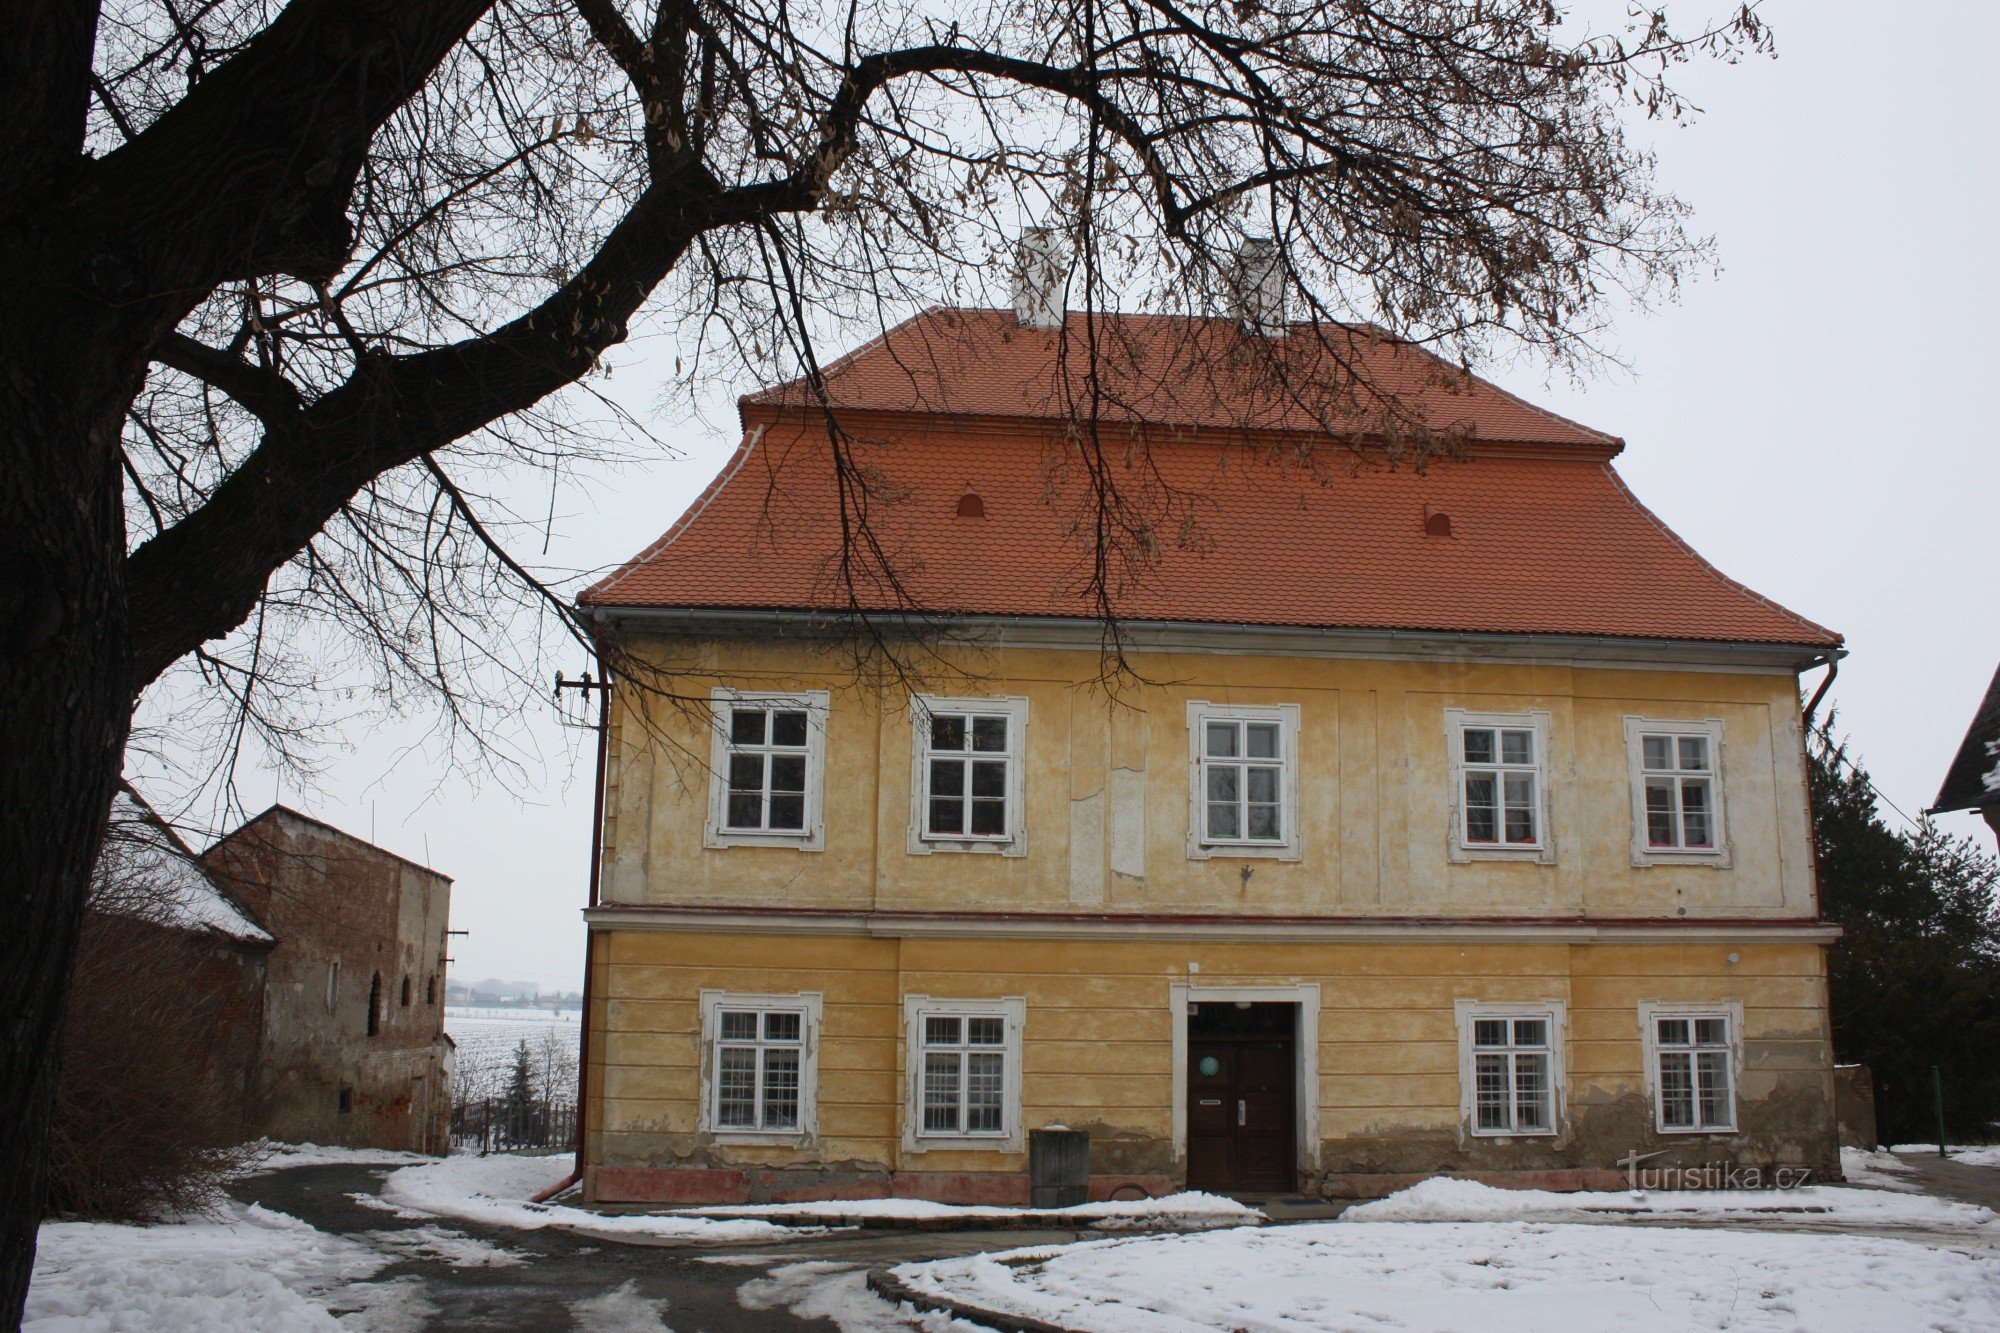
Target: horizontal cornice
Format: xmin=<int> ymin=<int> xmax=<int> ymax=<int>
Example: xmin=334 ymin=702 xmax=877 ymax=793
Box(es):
xmin=588 ymin=608 xmax=1839 ymax=675
xmin=585 ymin=903 xmax=1840 ymax=946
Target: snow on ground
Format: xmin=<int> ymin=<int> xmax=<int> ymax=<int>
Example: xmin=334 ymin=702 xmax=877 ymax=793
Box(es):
xmin=567 ymin=1279 xmax=673 ymax=1331
xmin=684 ymin=1190 xmax=1258 ymax=1228
xmin=1342 ymin=1175 xmax=1998 ymax=1229
xmin=26 ymin=1200 xmax=429 ymax=1331
xmin=240 ymin=1141 xmax=437 ymax=1173
xmin=380 ymin=1152 xmax=820 ymax=1245
xmin=360 ymin=1224 xmax=529 ymax=1268
xmin=737 ymin=1260 xmax=987 ymax=1331
xmin=1892 ymin=1144 xmax=2000 ymax=1168
xmin=1843 ymin=1145 xmax=1923 ymax=1191
xmin=893 ymin=1221 xmax=2000 ymax=1332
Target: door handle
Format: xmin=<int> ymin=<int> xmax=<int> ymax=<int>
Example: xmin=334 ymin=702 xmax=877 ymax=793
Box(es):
xmin=1237 ymin=1099 xmax=1246 ymax=1127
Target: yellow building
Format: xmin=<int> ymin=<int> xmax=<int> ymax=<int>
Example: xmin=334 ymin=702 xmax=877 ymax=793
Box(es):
xmin=575 ymin=308 xmax=1844 ymax=1204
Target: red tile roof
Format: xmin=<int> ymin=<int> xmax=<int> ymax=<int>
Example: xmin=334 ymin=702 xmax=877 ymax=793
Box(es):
xmin=741 ymin=308 xmax=1619 ymax=447
xmin=585 ymin=311 xmax=1837 ymax=650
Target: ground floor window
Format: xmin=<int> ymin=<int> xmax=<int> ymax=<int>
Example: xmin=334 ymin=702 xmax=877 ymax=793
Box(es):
xmin=903 ymin=995 xmax=1025 ymax=1151
xmin=699 ymin=990 xmax=822 ymax=1140
xmin=1646 ymin=1007 xmax=1737 ymax=1132
xmin=1455 ymin=1001 xmax=1563 ymax=1137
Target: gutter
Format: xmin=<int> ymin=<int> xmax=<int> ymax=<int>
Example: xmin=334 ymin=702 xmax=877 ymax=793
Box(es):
xmin=585 ymin=605 xmax=1842 ymax=673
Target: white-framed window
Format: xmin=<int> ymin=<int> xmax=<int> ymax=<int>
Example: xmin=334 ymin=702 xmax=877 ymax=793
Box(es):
xmin=902 ymin=995 xmax=1026 ymax=1152
xmin=1623 ymin=717 xmax=1729 ymax=865
xmin=705 ymin=689 xmax=829 ymax=850
xmin=1641 ymin=1001 xmax=1740 ymax=1134
xmin=908 ymin=696 xmax=1029 ymax=856
xmin=1454 ymin=1000 xmax=1564 ymax=1137
xmin=698 ymin=990 xmax=822 ymax=1143
xmin=1445 ymin=709 xmax=1554 ymax=861
xmin=1185 ymin=702 xmax=1303 ymax=861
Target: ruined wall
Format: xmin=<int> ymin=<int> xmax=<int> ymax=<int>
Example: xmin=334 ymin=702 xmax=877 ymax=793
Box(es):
xmin=204 ymin=811 xmax=453 ymax=1152
xmin=598 ymin=637 xmax=1819 ymax=923
xmin=584 ymin=930 xmax=1838 ymax=1205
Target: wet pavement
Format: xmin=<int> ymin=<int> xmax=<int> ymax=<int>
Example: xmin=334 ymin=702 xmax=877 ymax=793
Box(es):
xmin=232 ymin=1161 xmax=1085 ymax=1329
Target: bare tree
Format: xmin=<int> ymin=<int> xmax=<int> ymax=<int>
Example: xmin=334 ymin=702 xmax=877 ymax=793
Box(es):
xmin=0 ymin=0 xmax=1767 ymax=1313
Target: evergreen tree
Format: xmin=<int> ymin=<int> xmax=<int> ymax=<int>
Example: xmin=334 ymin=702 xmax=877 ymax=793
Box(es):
xmin=501 ymin=1038 xmax=544 ymax=1147
xmin=1813 ymin=721 xmax=2000 ymax=1144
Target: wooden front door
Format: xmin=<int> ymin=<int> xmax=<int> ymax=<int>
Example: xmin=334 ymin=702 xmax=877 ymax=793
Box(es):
xmin=1186 ymin=1005 xmax=1296 ymax=1193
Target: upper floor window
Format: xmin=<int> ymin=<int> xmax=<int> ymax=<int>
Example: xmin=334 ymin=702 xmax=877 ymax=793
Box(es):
xmin=908 ymin=696 xmax=1029 ymax=856
xmin=1642 ymin=1002 xmax=1739 ymax=1133
xmin=1455 ymin=1000 xmax=1563 ymax=1137
xmin=706 ymin=689 xmax=829 ymax=850
xmin=1624 ymin=717 xmax=1729 ymax=864
xmin=699 ymin=990 xmax=822 ymax=1142
xmin=1446 ymin=710 xmax=1553 ymax=861
xmin=1185 ymin=702 xmax=1302 ymax=860
xmin=903 ymin=995 xmax=1026 ymax=1152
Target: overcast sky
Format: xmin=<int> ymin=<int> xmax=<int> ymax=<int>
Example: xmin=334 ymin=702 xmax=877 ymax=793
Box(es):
xmin=170 ymin=2 xmax=1999 ymax=992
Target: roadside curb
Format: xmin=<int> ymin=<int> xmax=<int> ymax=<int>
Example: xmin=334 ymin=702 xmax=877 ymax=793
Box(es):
xmin=865 ymin=1265 xmax=1072 ymax=1333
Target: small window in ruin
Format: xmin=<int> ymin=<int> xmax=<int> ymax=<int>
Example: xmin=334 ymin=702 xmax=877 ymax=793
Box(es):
xmin=367 ymin=972 xmax=382 ymax=1037
xmin=326 ymin=960 xmax=339 ymax=1012
xmin=426 ymin=975 xmax=437 ymax=1005
xmin=401 ymin=975 xmax=412 ymax=1007
xmin=338 ymin=1087 xmax=353 ymax=1115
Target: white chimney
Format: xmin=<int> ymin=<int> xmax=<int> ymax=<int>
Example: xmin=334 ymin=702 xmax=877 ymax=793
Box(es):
xmin=1230 ymin=238 xmax=1286 ymax=336
xmin=1012 ymin=227 xmax=1068 ymax=330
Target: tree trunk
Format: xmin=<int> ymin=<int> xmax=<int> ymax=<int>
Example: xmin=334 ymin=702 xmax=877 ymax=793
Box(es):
xmin=0 ymin=316 xmax=137 ymax=1324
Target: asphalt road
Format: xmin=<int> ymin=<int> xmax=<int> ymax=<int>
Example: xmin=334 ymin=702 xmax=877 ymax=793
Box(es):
xmin=232 ymin=1162 xmax=1083 ymax=1330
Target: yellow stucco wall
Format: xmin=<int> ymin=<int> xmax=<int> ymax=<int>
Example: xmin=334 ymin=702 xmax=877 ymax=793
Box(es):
xmin=597 ymin=636 xmax=1817 ymax=921
xmin=585 ymin=930 xmax=1834 ymax=1180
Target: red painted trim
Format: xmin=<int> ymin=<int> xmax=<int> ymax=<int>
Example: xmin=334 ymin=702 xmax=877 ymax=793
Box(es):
xmin=584 ymin=1166 xmax=1179 ymax=1208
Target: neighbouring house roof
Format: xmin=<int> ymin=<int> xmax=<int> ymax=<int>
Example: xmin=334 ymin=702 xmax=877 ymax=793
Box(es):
xmin=584 ymin=309 xmax=1839 ymax=651
xmin=1931 ymin=662 xmax=2000 ymax=814
xmin=203 ymin=803 xmax=453 ymax=884
xmin=99 ymin=787 xmax=274 ymax=945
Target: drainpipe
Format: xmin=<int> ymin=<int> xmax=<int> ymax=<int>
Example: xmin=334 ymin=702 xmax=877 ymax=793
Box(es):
xmin=532 ymin=646 xmax=612 ymax=1205
xmin=1801 ymin=655 xmax=1838 ymax=735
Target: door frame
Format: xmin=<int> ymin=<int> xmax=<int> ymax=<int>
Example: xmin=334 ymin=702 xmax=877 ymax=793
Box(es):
xmin=1170 ymin=982 xmax=1320 ymax=1181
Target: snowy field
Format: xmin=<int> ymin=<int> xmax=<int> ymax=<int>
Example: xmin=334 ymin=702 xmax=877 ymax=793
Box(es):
xmin=444 ymin=1006 xmax=581 ymax=1100
xmin=444 ymin=1007 xmax=580 ymax=1070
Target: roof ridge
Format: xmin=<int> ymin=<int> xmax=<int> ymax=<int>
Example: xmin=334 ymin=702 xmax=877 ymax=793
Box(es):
xmin=583 ymin=424 xmax=767 ymax=604
xmin=1389 ymin=339 xmax=1623 ymax=449
xmin=1596 ymin=462 xmax=1840 ymax=646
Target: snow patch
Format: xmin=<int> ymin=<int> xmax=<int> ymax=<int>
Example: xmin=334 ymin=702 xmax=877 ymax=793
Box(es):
xmin=683 ymin=1189 xmax=1258 ymax=1227
xmin=379 ymin=1153 xmax=818 ymax=1244
xmin=361 ymin=1225 xmax=528 ymax=1268
xmin=736 ymin=1261 xmax=983 ymax=1332
xmin=569 ymin=1279 xmax=673 ymax=1331
xmin=1841 ymin=1146 xmax=1922 ymax=1191
xmin=1891 ymin=1144 xmax=2000 ymax=1168
xmin=1342 ymin=1175 xmax=1997 ymax=1229
xmin=242 ymin=1141 xmax=437 ymax=1174
xmin=26 ymin=1199 xmax=425 ymax=1331
xmin=893 ymin=1220 xmax=2000 ymax=1332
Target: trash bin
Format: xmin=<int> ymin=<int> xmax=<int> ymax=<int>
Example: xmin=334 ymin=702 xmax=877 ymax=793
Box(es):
xmin=1029 ymin=1126 xmax=1090 ymax=1208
